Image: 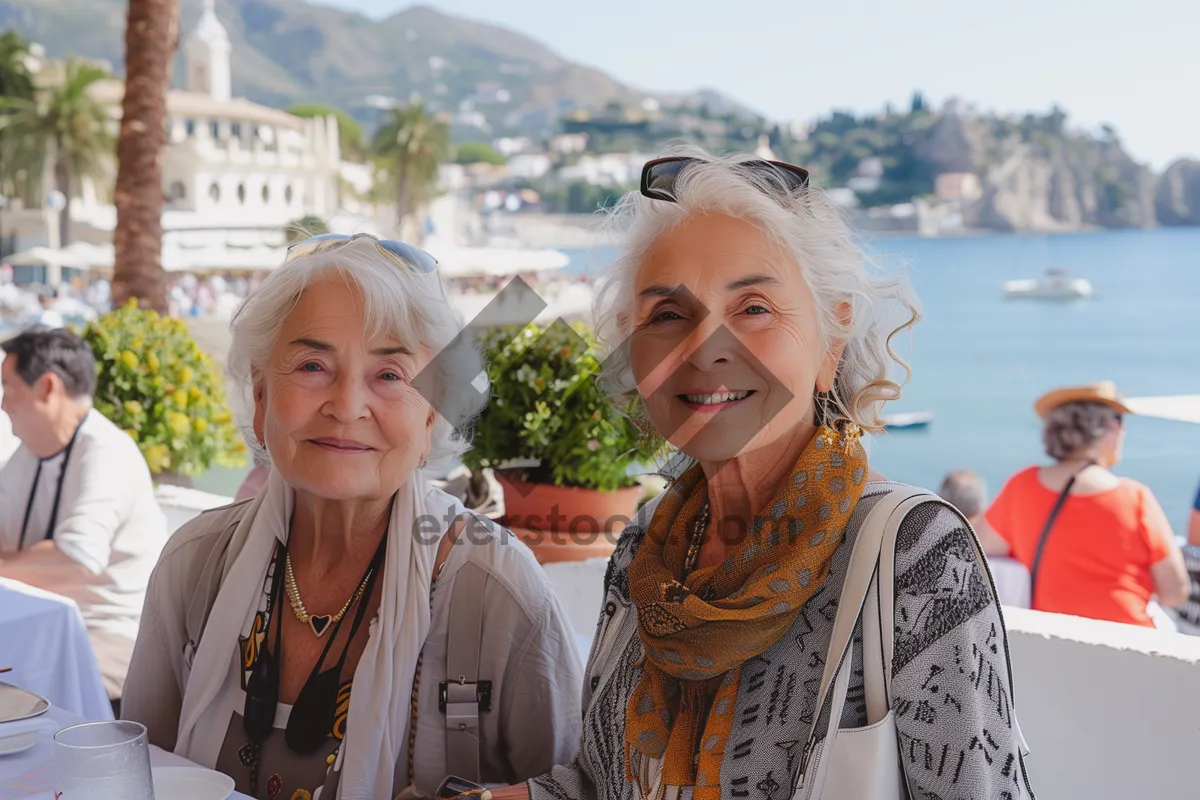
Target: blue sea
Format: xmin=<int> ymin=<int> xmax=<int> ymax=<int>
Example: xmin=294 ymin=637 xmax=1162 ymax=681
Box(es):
xmin=558 ymin=228 xmax=1200 ymax=535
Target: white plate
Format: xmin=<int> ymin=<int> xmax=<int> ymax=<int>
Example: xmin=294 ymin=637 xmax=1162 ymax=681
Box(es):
xmin=0 ymin=731 xmax=37 ymax=756
xmin=0 ymin=683 xmax=50 ymax=724
xmin=151 ymin=766 xmax=236 ymax=800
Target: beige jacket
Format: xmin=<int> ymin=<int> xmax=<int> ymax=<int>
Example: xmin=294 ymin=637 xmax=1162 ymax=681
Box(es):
xmin=122 ymin=499 xmax=583 ymax=797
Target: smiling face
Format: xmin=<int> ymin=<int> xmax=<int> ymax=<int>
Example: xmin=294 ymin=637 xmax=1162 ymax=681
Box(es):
xmin=628 ymin=212 xmax=840 ymax=463
xmin=253 ymin=274 xmax=435 ymax=501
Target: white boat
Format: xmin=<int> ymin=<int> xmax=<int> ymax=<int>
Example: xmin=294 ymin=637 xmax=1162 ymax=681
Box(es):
xmin=883 ymin=410 xmax=933 ymax=430
xmin=1004 ymin=269 xmax=1093 ymax=300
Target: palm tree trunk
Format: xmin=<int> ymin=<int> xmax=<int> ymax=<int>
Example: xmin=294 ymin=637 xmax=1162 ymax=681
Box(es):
xmin=112 ymin=0 xmax=179 ymax=313
xmin=54 ymin=151 xmax=71 ymax=249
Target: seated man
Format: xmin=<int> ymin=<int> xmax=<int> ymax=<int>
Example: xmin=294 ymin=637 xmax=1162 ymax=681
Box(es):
xmin=0 ymin=327 xmax=168 ymax=703
xmin=937 ymin=468 xmax=988 ymax=527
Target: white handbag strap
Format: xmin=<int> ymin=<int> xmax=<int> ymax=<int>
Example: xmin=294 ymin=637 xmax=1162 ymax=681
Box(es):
xmin=796 ymin=487 xmax=936 ymax=787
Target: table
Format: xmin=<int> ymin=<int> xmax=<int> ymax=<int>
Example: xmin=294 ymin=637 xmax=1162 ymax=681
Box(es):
xmin=0 ymin=579 xmax=113 ymax=721
xmin=1 ymin=706 xmax=253 ymax=799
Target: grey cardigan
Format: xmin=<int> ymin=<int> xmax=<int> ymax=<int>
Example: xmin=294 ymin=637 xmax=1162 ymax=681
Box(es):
xmin=121 ymin=499 xmax=583 ymax=798
xmin=531 ymin=482 xmax=1034 ymax=800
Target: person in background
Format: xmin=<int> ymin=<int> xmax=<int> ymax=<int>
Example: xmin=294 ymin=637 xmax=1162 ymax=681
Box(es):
xmin=33 ymin=288 xmax=65 ymax=329
xmin=937 ymin=468 xmax=988 ymax=526
xmin=975 ymin=382 xmax=1189 ymax=627
xmin=0 ymin=327 xmax=168 ymax=704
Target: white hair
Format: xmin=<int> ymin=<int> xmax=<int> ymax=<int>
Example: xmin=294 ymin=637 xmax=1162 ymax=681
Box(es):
xmin=592 ymin=144 xmax=920 ymax=433
xmin=226 ymin=239 xmax=487 ymax=474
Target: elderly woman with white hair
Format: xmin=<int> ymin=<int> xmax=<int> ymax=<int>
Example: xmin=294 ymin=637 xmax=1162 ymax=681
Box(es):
xmin=479 ymin=148 xmax=1035 ymax=800
xmin=122 ymin=234 xmax=583 ymax=799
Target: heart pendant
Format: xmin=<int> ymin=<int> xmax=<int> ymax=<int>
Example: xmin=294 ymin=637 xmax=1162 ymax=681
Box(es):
xmin=309 ymin=615 xmax=332 ymax=637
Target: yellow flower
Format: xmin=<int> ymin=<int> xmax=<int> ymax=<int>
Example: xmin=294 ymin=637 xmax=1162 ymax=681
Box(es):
xmin=123 ymin=400 xmax=143 ymax=416
xmin=147 ymin=354 xmax=160 ymax=372
xmin=173 ymin=389 xmax=189 ymax=409
xmin=234 ymin=440 xmax=247 ymax=453
xmin=167 ymin=412 xmax=191 ymax=436
xmin=120 ymin=351 xmax=138 ymax=370
xmin=194 ymin=418 xmax=208 ymax=433
xmin=143 ymin=443 xmax=170 ymax=472
xmin=179 ymin=366 xmax=195 ymax=385
xmin=213 ymin=410 xmax=232 ymax=425
xmin=189 ymin=386 xmax=203 ymax=402
xmin=123 ymin=428 xmax=138 ymax=442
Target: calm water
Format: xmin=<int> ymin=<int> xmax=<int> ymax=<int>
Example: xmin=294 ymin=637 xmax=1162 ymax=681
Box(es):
xmin=561 ymin=228 xmax=1200 ymax=535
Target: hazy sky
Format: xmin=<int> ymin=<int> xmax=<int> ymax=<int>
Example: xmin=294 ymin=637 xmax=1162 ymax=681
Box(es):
xmin=325 ymin=0 xmax=1197 ymax=168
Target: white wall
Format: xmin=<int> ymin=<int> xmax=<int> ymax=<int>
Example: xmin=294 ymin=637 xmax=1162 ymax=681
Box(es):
xmin=1003 ymin=607 xmax=1200 ymax=800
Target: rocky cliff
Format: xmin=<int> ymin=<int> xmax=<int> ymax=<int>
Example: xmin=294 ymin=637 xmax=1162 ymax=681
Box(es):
xmin=1155 ymin=160 xmax=1200 ymax=226
xmin=947 ymin=113 xmax=1156 ymax=231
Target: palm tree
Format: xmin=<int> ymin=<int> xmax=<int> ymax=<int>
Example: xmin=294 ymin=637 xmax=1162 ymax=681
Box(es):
xmin=0 ymin=31 xmax=36 ymax=249
xmin=112 ymin=0 xmax=180 ymax=312
xmin=0 ymin=59 xmax=114 ymax=247
xmin=0 ymin=32 xmax=35 ymax=100
xmin=371 ymin=103 xmax=449 ymax=236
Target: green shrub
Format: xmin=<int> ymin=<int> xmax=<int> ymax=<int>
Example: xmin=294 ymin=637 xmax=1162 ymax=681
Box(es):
xmin=463 ymin=321 xmax=660 ymax=491
xmin=81 ymin=300 xmax=246 ymax=477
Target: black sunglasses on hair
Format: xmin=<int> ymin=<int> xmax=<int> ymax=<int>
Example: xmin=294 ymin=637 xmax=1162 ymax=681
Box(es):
xmin=640 ymin=156 xmax=811 ymax=202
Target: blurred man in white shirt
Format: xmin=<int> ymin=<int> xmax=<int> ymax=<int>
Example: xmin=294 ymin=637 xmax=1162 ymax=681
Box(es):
xmin=32 ymin=289 xmax=64 ymax=329
xmin=0 ymin=327 xmax=167 ymax=704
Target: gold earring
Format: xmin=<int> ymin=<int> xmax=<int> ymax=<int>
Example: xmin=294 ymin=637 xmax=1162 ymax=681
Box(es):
xmin=837 ymin=419 xmax=863 ymax=454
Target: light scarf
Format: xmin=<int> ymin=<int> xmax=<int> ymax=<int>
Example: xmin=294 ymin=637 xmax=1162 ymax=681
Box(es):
xmin=625 ymin=426 xmax=868 ymax=799
xmin=174 ymin=468 xmax=462 ymax=799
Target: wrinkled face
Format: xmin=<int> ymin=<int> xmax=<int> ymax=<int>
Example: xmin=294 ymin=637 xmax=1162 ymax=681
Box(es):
xmin=628 ymin=213 xmax=840 ymax=463
xmin=0 ymin=355 xmax=53 ymax=448
xmin=253 ymin=275 xmax=436 ymax=501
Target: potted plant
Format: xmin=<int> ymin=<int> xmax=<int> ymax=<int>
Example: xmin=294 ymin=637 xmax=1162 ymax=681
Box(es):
xmin=464 ymin=320 xmax=660 ymax=563
xmin=81 ymin=300 xmax=246 ymax=485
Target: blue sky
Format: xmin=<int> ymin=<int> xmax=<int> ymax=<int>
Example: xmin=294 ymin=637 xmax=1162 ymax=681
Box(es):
xmin=325 ymin=0 xmax=1197 ymax=168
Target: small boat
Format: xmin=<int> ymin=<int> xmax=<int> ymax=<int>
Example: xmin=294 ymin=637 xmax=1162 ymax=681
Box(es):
xmin=883 ymin=411 xmax=933 ymax=430
xmin=1004 ymin=268 xmax=1093 ymax=300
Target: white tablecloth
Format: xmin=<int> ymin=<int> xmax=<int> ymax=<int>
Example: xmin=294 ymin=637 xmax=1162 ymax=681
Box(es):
xmin=0 ymin=706 xmax=252 ymax=799
xmin=0 ymin=579 xmax=113 ymax=721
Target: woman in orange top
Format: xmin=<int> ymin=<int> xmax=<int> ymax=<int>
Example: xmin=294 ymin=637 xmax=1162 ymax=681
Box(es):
xmin=975 ymin=382 xmax=1189 ymax=627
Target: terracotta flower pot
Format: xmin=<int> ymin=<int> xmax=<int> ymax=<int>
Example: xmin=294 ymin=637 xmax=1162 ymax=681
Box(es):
xmin=494 ymin=470 xmax=643 ymax=564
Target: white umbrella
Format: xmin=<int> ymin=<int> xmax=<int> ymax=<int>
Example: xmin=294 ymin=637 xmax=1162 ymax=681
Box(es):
xmin=1125 ymin=395 xmax=1200 ymax=425
xmin=5 ymin=246 xmax=91 ymax=270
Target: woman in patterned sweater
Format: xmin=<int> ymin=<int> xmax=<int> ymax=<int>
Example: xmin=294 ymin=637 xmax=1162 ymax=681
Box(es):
xmin=482 ymin=146 xmax=1034 ymax=800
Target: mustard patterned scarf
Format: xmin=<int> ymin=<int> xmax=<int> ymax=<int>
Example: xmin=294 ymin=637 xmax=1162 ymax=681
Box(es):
xmin=625 ymin=426 xmax=868 ymax=798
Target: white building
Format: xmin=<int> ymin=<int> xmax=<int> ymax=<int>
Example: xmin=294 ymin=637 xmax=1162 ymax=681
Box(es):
xmin=88 ymin=0 xmax=345 ymax=237
xmin=11 ymin=0 xmax=370 ymax=278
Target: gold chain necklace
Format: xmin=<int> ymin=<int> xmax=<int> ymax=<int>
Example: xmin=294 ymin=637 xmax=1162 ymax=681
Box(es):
xmin=683 ymin=501 xmax=710 ymax=575
xmin=284 ymin=552 xmax=373 ymax=638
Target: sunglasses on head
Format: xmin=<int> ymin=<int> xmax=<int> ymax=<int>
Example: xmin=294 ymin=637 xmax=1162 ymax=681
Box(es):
xmin=640 ymin=156 xmax=811 ymax=202
xmin=285 ymin=232 xmax=439 ymax=273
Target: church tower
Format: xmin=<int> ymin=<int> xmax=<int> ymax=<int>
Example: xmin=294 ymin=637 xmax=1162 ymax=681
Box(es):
xmin=184 ymin=0 xmax=231 ymax=101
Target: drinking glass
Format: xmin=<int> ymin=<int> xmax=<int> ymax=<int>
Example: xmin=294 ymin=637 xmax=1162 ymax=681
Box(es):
xmin=53 ymin=720 xmax=156 ymax=800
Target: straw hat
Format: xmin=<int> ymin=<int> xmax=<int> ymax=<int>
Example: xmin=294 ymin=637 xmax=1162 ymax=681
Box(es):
xmin=1034 ymin=381 xmax=1132 ymax=419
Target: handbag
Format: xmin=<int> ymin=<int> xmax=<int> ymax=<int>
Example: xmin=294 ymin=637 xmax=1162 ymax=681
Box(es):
xmin=791 ymin=487 xmax=1029 ymax=799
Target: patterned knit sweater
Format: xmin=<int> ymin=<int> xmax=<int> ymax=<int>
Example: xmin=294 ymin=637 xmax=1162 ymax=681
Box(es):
xmin=529 ymin=482 xmax=1035 ymax=800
